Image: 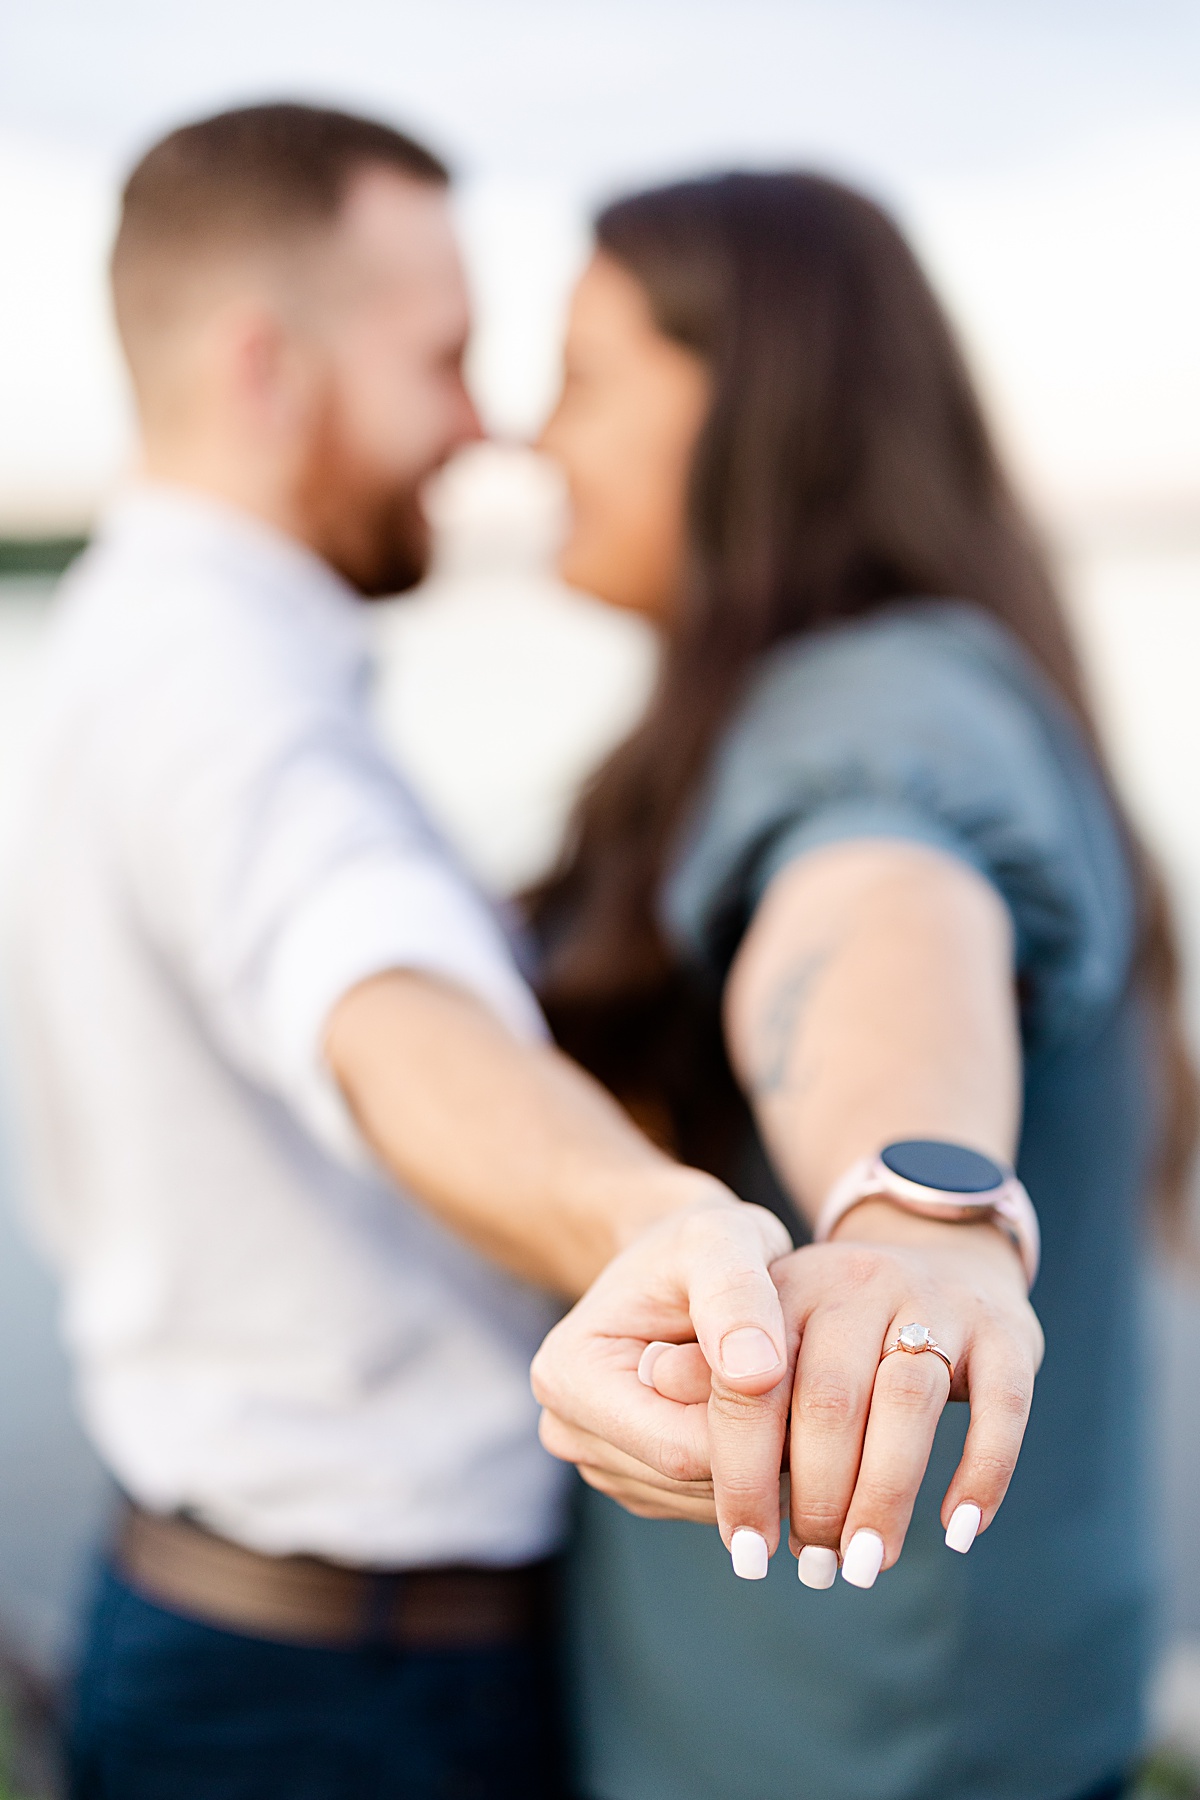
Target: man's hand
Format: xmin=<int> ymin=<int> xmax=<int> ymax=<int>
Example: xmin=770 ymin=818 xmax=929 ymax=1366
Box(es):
xmin=531 ymin=1198 xmax=795 ymax=1573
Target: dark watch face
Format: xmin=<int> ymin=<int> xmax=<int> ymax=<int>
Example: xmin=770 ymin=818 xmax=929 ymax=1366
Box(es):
xmin=880 ymin=1139 xmax=1005 ymax=1194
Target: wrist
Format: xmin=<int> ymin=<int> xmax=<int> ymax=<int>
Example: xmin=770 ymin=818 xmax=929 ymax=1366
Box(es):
xmin=828 ymin=1196 xmax=1027 ymax=1283
xmin=813 ymin=1140 xmax=1038 ymax=1289
xmin=605 ymin=1162 xmax=741 ymax=1253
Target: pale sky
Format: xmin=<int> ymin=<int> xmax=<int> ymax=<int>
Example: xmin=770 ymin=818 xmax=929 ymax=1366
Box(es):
xmin=2 ymin=0 xmax=1198 ymax=525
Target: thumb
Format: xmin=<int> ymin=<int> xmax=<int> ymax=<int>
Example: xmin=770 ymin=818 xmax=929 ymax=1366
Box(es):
xmin=680 ymin=1204 xmax=792 ymax=1395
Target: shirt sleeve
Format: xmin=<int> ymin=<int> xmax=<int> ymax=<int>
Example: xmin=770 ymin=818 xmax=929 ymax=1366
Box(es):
xmin=98 ymin=579 xmax=545 ymax=1169
xmin=663 ymin=606 xmax=1136 ymax=1050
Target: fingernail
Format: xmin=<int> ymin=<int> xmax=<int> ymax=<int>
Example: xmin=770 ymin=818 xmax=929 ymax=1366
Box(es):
xmin=719 ymin=1327 xmax=781 ymax=1379
xmin=637 ymin=1342 xmax=673 ymax=1388
xmin=797 ymin=1545 xmax=838 ymax=1590
xmin=945 ymin=1503 xmax=981 ymax=1554
xmin=730 ymin=1528 xmax=770 ymax=1580
xmin=841 ymin=1530 xmax=884 ymax=1589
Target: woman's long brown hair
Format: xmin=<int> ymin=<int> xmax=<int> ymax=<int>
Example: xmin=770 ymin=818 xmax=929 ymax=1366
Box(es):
xmin=531 ymin=171 xmax=1196 ymax=1221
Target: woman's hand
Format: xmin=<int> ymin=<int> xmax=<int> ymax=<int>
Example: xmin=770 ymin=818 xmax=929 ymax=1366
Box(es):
xmin=531 ymin=1198 xmax=797 ymax=1568
xmin=534 ymin=1203 xmax=1042 ymax=1585
xmin=770 ymin=1204 xmax=1042 ymax=1585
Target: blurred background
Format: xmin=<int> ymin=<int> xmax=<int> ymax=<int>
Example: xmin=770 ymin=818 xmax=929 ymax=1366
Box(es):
xmin=1 ymin=0 xmax=1199 ymax=1789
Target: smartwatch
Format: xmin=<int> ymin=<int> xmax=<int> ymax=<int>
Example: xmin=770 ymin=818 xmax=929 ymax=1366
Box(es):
xmin=813 ymin=1139 xmax=1040 ymax=1289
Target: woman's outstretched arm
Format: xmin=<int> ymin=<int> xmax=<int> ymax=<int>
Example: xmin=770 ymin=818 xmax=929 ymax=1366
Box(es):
xmin=727 ymin=838 xmax=1021 ymax=1208
xmin=722 ymin=838 xmax=1040 ymax=1579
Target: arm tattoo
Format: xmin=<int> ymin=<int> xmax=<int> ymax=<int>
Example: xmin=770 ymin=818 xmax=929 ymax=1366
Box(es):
xmin=749 ymin=944 xmax=836 ymax=1099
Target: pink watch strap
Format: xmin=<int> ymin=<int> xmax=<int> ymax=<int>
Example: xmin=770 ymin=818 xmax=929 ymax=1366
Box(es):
xmin=813 ymin=1154 xmax=1040 ymax=1288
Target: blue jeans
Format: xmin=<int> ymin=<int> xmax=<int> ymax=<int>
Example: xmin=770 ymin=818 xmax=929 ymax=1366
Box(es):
xmin=69 ymin=1563 xmax=568 ymax=1800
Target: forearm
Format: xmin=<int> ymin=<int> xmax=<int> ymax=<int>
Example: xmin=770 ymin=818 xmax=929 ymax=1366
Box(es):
xmin=326 ymin=968 xmax=735 ymax=1296
xmin=726 ymin=839 xmax=1023 ymax=1228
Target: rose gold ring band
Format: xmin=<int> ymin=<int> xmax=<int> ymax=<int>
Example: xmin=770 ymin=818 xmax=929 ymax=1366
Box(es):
xmin=880 ymin=1324 xmax=955 ymax=1385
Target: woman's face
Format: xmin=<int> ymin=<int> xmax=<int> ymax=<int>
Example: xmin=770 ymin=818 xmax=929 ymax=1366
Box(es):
xmin=539 ymin=253 xmax=711 ymax=621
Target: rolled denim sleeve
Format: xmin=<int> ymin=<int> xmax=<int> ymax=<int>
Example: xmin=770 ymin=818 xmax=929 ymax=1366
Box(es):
xmin=663 ymin=604 xmax=1136 ymax=1050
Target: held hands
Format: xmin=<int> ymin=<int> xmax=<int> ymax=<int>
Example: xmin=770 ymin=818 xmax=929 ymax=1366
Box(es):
xmin=531 ymin=1201 xmax=1043 ymax=1588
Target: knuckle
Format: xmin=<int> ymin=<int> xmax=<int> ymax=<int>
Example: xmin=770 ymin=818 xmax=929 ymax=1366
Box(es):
xmin=528 ymin=1350 xmax=554 ymax=1408
xmin=965 ymin=1450 xmax=1016 ymax=1498
xmin=791 ymin=1496 xmax=848 ymax=1541
xmin=613 ymin=1497 xmax=663 ymax=1519
xmin=536 ymin=1410 xmax=575 ymax=1462
xmin=627 ymin=1490 xmax=709 ymax=1521
xmin=654 ymin=1433 xmax=705 ymax=1486
xmin=717 ymin=1474 xmax=774 ymax=1510
xmin=878 ymin=1361 xmax=939 ymax=1413
xmin=576 ymin=1465 xmax=630 ymax=1506
xmin=828 ymin=1246 xmax=883 ymax=1290
xmin=989 ymin=1379 xmax=1032 ymax=1424
xmin=856 ymin=1472 xmax=912 ymax=1515
xmin=528 ymin=1334 xmax=566 ymax=1409
xmin=622 ymin=1498 xmax=679 ymax=1520
xmin=705 ymin=1253 xmax=774 ymax=1301
xmin=751 ymin=1207 xmax=795 ymax=1260
xmin=796 ymin=1370 xmax=858 ymax=1432
xmin=710 ymin=1383 xmax=778 ymax=1423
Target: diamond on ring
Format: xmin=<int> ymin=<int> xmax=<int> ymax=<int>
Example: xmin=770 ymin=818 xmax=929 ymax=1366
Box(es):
xmin=898 ymin=1323 xmax=930 ymax=1351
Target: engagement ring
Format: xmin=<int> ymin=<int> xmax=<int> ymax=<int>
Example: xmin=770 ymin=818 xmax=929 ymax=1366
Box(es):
xmin=880 ymin=1322 xmax=954 ymax=1384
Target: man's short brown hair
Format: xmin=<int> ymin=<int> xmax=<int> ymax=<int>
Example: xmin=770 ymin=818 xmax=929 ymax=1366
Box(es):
xmin=112 ymin=102 xmax=450 ymax=367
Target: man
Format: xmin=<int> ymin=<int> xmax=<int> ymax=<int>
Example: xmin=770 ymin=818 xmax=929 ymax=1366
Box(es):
xmin=6 ymin=104 xmax=790 ymax=1799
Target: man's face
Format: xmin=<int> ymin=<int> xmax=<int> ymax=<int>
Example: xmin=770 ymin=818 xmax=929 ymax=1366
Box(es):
xmin=293 ymin=171 xmax=481 ymax=597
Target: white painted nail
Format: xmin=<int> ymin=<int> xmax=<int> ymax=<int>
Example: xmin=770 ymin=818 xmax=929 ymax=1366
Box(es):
xmin=636 ymin=1342 xmax=673 ymax=1388
xmin=841 ymin=1529 xmax=885 ymax=1589
xmin=797 ymin=1545 xmax=838 ymax=1590
xmin=945 ymin=1503 xmax=982 ymax=1554
xmin=730 ymin=1528 xmax=770 ymax=1580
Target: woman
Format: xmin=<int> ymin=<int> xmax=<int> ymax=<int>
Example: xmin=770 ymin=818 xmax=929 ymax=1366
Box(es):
xmin=529 ymin=172 xmax=1194 ymax=1800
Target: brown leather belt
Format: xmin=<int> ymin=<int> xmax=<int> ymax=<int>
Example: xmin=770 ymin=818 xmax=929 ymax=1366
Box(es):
xmin=114 ymin=1502 xmax=552 ymax=1651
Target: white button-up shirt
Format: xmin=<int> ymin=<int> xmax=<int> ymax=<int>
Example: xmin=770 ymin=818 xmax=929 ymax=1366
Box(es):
xmin=5 ymin=485 xmax=570 ymax=1568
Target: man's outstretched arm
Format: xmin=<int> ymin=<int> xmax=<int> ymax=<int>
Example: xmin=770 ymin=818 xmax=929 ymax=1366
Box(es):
xmin=325 ymin=967 xmax=792 ymax=1315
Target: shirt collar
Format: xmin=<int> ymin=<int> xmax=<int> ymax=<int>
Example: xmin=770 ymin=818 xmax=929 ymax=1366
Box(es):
xmin=96 ymin=480 xmax=372 ymax=655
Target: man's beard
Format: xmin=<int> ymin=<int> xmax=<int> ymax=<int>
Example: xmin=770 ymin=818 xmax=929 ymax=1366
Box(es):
xmin=337 ymin=484 xmax=431 ymax=600
xmin=294 ymin=395 xmax=435 ymax=600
